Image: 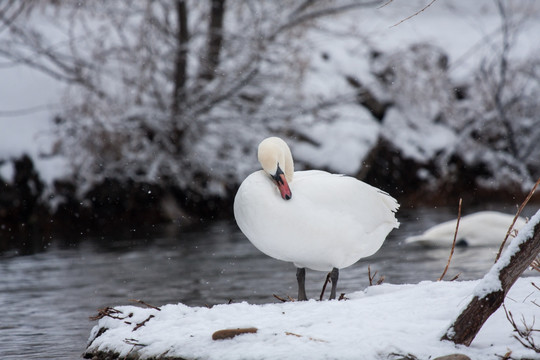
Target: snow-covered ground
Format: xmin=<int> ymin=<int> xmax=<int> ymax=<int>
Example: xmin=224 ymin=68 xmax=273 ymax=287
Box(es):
xmin=85 ymin=276 xmax=540 ymax=360
xmin=86 ymin=211 xmax=540 ymax=360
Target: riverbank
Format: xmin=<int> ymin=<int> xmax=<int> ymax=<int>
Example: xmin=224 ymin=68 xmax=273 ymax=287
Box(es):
xmin=3 ymin=152 xmax=538 ymax=255
xmin=2 ymin=208 xmax=538 ymax=360
xmin=83 ymin=276 xmax=540 ymax=360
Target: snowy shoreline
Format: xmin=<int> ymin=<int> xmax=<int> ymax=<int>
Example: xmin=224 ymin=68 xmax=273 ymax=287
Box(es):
xmin=84 ymin=276 xmax=540 ymax=360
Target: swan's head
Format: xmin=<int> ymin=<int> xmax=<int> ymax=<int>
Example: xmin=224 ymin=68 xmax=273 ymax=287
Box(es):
xmin=257 ymin=137 xmax=294 ymax=200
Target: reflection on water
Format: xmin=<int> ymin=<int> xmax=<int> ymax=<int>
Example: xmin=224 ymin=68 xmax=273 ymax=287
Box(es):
xmin=0 ymin=205 xmax=536 ymax=359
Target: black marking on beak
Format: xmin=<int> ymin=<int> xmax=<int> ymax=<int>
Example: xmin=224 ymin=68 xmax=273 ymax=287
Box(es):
xmin=272 ymin=166 xmax=285 ymax=184
xmin=272 ymin=165 xmax=292 ymax=200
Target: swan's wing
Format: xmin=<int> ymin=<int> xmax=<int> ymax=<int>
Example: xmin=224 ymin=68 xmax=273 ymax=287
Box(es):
xmin=234 ymin=170 xmax=400 ymax=270
xmin=293 ymin=171 xmax=399 ymax=233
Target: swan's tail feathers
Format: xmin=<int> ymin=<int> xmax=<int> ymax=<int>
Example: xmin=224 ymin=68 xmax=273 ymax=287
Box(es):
xmin=377 ymin=190 xmax=400 ymax=228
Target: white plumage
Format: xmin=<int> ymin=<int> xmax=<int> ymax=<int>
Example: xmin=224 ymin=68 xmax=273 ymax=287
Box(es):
xmin=234 ymin=137 xmax=399 ymax=300
xmin=405 ymin=211 xmax=527 ymax=247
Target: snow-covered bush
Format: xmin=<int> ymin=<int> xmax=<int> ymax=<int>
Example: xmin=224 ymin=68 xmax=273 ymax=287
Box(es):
xmin=360 ymin=35 xmax=540 ymax=200
xmin=39 ymin=1 xmax=375 ymax=200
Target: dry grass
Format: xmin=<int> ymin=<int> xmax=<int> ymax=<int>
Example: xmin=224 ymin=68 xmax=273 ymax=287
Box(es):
xmin=368 ymin=265 xmax=385 ymax=286
xmin=438 ymin=198 xmax=462 ymax=281
xmin=503 ymin=304 xmax=540 ymax=354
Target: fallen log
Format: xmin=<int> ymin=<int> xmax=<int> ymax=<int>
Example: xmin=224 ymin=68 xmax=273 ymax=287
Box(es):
xmin=441 ymin=209 xmax=540 ymax=346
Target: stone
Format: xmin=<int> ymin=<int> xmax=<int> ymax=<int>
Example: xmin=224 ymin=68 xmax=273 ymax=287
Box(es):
xmin=212 ymin=327 xmax=258 ymax=340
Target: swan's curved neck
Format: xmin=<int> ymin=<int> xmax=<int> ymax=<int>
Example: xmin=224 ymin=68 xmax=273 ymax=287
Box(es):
xmin=258 ymin=137 xmax=294 ymax=183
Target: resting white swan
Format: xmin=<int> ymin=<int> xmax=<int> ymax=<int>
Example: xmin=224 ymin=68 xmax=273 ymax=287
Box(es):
xmin=405 ymin=211 xmax=527 ymax=247
xmin=234 ymin=137 xmax=399 ymax=300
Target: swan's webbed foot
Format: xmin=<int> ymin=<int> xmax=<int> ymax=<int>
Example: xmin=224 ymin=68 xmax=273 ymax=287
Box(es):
xmin=296 ymin=267 xmax=307 ymax=301
xmin=329 ymin=267 xmax=339 ymax=300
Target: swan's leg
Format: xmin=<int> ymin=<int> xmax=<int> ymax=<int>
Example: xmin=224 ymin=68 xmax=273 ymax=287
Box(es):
xmin=296 ymin=267 xmax=307 ymax=301
xmin=329 ymin=267 xmax=339 ymax=300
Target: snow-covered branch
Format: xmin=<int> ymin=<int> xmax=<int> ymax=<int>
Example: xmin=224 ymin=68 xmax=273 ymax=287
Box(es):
xmin=442 ymin=209 xmax=540 ymax=346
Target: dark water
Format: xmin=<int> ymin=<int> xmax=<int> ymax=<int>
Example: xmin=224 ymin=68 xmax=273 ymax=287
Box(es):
xmin=0 ymin=205 xmax=536 ymax=360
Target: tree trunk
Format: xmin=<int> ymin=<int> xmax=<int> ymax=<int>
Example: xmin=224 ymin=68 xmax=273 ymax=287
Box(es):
xmin=172 ymin=0 xmax=189 ymax=115
xmin=441 ymin=212 xmax=540 ymax=346
xmin=199 ymin=0 xmax=226 ymax=81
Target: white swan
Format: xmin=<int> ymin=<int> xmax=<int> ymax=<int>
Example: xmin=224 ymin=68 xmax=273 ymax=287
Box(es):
xmin=405 ymin=211 xmax=527 ymax=247
xmin=234 ymin=137 xmax=399 ymax=300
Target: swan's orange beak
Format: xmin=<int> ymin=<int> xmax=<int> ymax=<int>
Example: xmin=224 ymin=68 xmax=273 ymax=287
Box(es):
xmin=272 ymin=167 xmax=292 ymax=200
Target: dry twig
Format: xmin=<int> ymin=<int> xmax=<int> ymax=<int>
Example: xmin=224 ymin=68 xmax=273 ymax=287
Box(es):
xmin=368 ymin=265 xmax=385 ymax=286
xmin=123 ymin=338 xmax=146 ymax=347
xmin=496 ymin=350 xmax=512 ymax=360
xmin=495 ymin=176 xmax=540 ymax=263
xmin=439 ymin=198 xmax=462 ymax=281
xmin=133 ymin=315 xmax=155 ymax=331
xmin=531 ymin=256 xmax=540 ymax=273
xmin=273 ymin=294 xmax=288 ymax=302
xmin=129 ymin=299 xmax=161 ymax=311
xmin=378 ymin=0 xmax=394 ymax=9
xmin=503 ymin=304 xmax=540 ymax=353
xmin=368 ymin=265 xmax=376 ymax=286
xmin=89 ymin=307 xmax=129 ymax=321
xmin=388 ymin=352 xmax=420 ymax=360
xmin=319 ymin=272 xmax=331 ymax=300
xmin=390 ymin=0 xmax=439 ymax=28
xmin=285 ymin=331 xmax=327 ymax=343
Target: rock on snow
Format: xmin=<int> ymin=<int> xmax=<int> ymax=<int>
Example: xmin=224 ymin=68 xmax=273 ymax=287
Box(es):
xmin=84 ymin=277 xmax=540 ymax=360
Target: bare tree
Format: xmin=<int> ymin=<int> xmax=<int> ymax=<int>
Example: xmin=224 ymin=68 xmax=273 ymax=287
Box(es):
xmin=469 ymin=0 xmax=540 ymax=181
xmin=0 ymin=0 xmax=382 ymax=198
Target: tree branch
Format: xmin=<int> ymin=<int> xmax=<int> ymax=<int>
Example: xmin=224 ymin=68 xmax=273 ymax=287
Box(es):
xmin=0 ymin=0 xmax=26 ymax=35
xmin=390 ymin=0 xmax=439 ymax=28
xmin=192 ymin=64 xmax=260 ymax=117
xmin=270 ymin=1 xmax=380 ymax=40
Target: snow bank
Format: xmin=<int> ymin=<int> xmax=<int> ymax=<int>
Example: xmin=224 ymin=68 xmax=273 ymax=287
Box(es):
xmin=382 ymin=107 xmax=457 ymax=163
xmin=85 ymin=277 xmax=540 ymax=360
xmin=292 ymin=105 xmax=379 ymax=174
